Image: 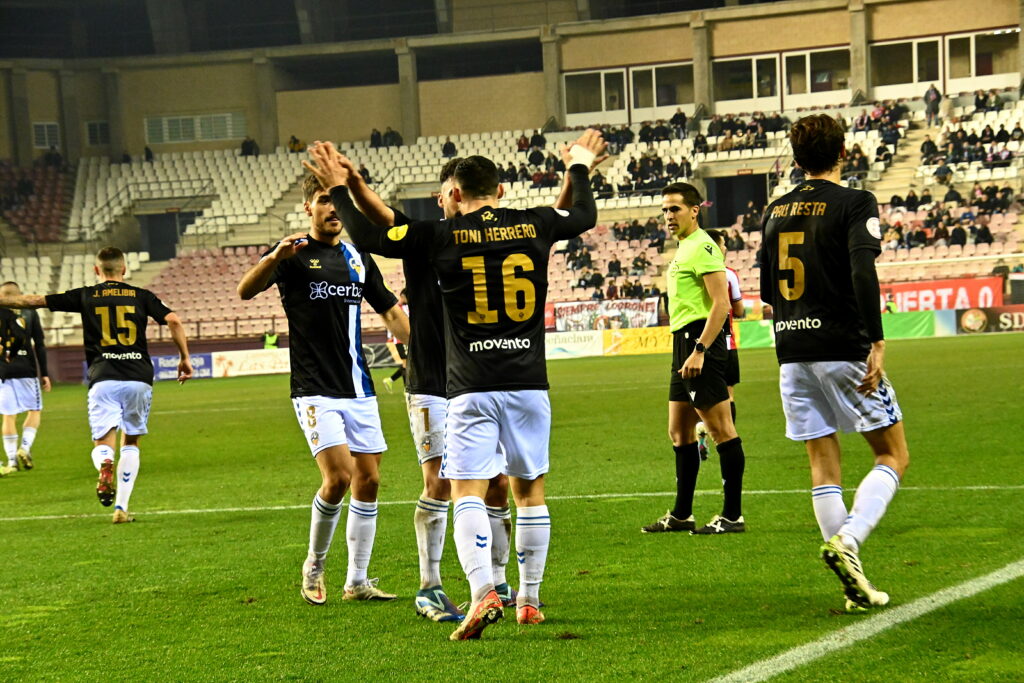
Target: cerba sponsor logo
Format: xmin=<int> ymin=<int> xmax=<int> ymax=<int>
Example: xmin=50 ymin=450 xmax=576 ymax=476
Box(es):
xmin=468 ymin=337 xmax=532 ymax=352
xmin=309 ymin=281 xmax=363 ymax=302
xmin=774 ymin=316 xmax=822 ymax=332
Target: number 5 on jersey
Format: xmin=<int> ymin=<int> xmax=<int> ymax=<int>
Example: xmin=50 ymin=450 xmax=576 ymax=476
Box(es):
xmin=778 ymin=232 xmax=805 ymax=301
xmin=96 ymin=305 xmax=137 ymax=346
xmin=462 ymin=254 xmax=536 ymax=324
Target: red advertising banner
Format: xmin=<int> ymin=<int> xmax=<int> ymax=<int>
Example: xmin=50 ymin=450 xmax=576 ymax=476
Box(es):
xmin=880 ymin=277 xmax=1004 ymax=312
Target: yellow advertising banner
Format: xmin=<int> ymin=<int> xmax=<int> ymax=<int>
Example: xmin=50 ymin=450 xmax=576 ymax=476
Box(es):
xmin=602 ymin=326 xmax=673 ymax=356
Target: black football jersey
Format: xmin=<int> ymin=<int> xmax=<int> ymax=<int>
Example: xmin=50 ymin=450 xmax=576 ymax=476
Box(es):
xmin=264 ymin=236 xmax=397 ymax=399
xmin=334 ymin=198 xmax=595 ymax=397
xmin=392 ymin=208 xmax=446 ymax=398
xmin=759 ymin=178 xmax=881 ymax=364
xmin=0 ymin=309 xmax=47 ymax=380
xmin=46 ymin=281 xmax=172 ymax=386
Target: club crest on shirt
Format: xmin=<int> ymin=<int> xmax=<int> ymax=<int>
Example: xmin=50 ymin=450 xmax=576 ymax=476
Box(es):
xmin=421 ymin=439 xmax=431 ymax=453
xmin=310 ymin=431 xmax=319 ymax=446
xmin=348 ymin=257 xmax=363 ymax=276
xmin=309 ymin=258 xmax=322 ymax=269
xmin=481 ymin=210 xmax=496 ymax=222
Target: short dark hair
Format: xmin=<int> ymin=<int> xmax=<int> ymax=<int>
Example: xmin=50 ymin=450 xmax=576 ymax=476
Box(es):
xmin=302 ymin=174 xmax=325 ymax=203
xmin=439 ymin=157 xmax=463 ymax=184
xmin=705 ymin=229 xmax=727 ymax=247
xmin=96 ymin=246 xmax=125 ymax=275
xmin=454 ymin=156 xmax=500 ymax=199
xmin=790 ymin=114 xmax=846 ymax=176
xmin=661 ymin=182 xmax=703 ymax=207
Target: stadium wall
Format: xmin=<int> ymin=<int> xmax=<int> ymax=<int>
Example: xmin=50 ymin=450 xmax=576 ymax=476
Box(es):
xmin=709 ymin=9 xmax=850 ymax=57
xmin=868 ymin=0 xmax=1017 ymax=41
xmin=418 ymin=72 xmax=547 ymax=137
xmin=560 ymin=26 xmax=693 ymax=70
xmin=275 ymin=84 xmax=403 ymax=147
xmin=0 ymin=69 xmax=11 ymax=161
xmin=450 ymin=0 xmax=578 ymax=33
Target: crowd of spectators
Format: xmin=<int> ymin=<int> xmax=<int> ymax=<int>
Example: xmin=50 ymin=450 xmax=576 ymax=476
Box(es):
xmin=879 ymin=182 xmax=1020 ymax=250
xmin=370 ymin=127 xmax=404 ymax=148
xmin=0 ymin=169 xmax=36 ymax=213
xmin=930 ymin=123 xmax=1019 ymax=174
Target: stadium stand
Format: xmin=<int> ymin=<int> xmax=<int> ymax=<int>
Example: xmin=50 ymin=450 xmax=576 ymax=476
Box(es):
xmin=0 ymin=165 xmax=71 ymax=242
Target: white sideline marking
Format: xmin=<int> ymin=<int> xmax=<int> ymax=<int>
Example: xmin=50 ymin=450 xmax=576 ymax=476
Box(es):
xmin=0 ymin=484 xmax=1021 ymax=523
xmin=710 ymin=557 xmax=1024 ymax=683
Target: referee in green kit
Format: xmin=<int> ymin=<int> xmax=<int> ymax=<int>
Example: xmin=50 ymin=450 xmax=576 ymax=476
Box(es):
xmin=641 ymin=182 xmax=747 ymax=536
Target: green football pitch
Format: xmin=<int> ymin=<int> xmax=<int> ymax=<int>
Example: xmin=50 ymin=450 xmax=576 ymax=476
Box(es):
xmin=1 ymin=334 xmax=1021 ymax=681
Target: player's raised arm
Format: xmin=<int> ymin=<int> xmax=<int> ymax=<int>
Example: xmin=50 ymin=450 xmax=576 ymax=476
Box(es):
xmin=553 ymin=142 xmax=609 ymax=210
xmin=0 ymin=293 xmax=47 ymax=310
xmin=339 ymin=153 xmax=396 ymax=227
xmin=237 ymin=232 xmax=309 ymax=299
xmin=546 ymin=129 xmax=606 ymax=239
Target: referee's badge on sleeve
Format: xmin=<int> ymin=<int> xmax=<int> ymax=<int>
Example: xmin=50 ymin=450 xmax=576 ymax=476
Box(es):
xmin=866 ymin=217 xmax=882 ymax=239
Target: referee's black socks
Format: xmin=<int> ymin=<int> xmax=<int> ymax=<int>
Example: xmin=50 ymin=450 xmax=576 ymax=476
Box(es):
xmin=671 ymin=442 xmax=701 ymax=520
xmin=716 ymin=437 xmax=745 ymax=521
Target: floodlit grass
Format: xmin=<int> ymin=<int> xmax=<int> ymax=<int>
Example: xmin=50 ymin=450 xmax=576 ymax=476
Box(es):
xmin=1 ymin=334 xmax=1021 ymax=681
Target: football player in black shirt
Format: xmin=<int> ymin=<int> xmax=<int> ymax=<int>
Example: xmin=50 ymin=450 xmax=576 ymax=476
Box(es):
xmin=306 ymin=130 xmax=605 ymax=639
xmin=238 ymin=174 xmax=410 ymax=607
xmin=0 ymin=281 xmax=49 ymax=473
xmin=759 ymin=114 xmax=910 ymax=611
xmin=0 ymin=247 xmax=193 ymax=523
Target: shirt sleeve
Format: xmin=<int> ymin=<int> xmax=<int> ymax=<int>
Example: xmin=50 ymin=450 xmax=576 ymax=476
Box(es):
xmin=260 ymin=243 xmax=285 ymax=289
xmin=726 ymin=269 xmax=743 ymax=301
xmin=331 ymin=186 xmax=437 ymax=258
xmin=29 ymin=310 xmax=48 ymax=376
xmin=44 ymin=288 xmax=83 ymax=312
xmin=847 ymin=191 xmax=883 ymax=254
xmin=531 ymin=165 xmax=598 ymax=241
xmin=693 ymin=239 xmax=725 ymax=276
xmin=144 ymin=290 xmax=173 ymax=325
xmin=361 ymin=253 xmax=399 ymax=314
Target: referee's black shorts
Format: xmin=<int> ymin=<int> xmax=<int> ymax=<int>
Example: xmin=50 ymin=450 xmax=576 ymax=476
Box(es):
xmin=725 ymin=348 xmax=740 ymax=387
xmin=669 ymin=321 xmax=730 ymax=411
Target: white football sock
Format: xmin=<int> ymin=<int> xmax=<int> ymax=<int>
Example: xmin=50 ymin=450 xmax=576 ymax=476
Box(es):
xmin=114 ymin=446 xmax=140 ymax=512
xmin=839 ymin=465 xmax=901 ymax=552
xmin=453 ymin=496 xmax=493 ymax=602
xmin=90 ymin=445 xmax=114 ymax=470
xmin=515 ymin=505 xmax=551 ymax=608
xmin=20 ymin=427 xmax=37 ymax=453
xmin=3 ymin=434 xmax=17 ymax=465
xmin=414 ymin=497 xmax=449 ymax=588
xmin=487 ymin=505 xmax=511 ymax=586
xmin=345 ymin=498 xmax=378 ymax=587
xmin=309 ymin=493 xmax=342 ymax=562
xmin=811 ymin=485 xmax=847 ymax=542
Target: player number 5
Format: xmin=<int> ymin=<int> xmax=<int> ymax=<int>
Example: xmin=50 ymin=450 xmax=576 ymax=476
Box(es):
xmin=778 ymin=232 xmax=805 ymax=301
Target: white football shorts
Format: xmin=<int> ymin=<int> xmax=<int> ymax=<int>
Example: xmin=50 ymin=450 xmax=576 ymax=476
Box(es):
xmin=87 ymin=380 xmax=153 ymax=441
xmin=405 ymin=392 xmax=446 ymax=464
xmin=0 ymin=377 xmax=42 ymax=414
xmin=292 ymin=395 xmax=387 ymax=457
xmin=780 ymin=361 xmax=903 ymax=441
xmin=441 ymin=390 xmax=550 ymax=481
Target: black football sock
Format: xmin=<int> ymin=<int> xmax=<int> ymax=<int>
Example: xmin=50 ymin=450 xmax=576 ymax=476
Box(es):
xmin=716 ymin=437 xmax=745 ymax=521
xmin=390 ymin=367 xmax=403 ymax=382
xmin=671 ymin=442 xmax=701 ymax=520
xmin=730 ymin=401 xmax=737 ymax=424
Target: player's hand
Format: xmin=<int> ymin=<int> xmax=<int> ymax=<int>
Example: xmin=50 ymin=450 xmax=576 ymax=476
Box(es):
xmin=681 ymin=350 xmax=704 ymax=379
xmin=303 ymin=140 xmax=350 ymax=190
xmin=566 ymin=129 xmax=608 ymax=168
xmin=177 ymin=357 xmax=193 ymax=385
xmin=857 ymin=341 xmax=885 ymax=395
xmin=559 ymin=143 xmax=609 ymax=172
xmin=40 ymin=376 xmax=51 ymax=392
xmin=270 ymin=232 xmax=310 ymax=261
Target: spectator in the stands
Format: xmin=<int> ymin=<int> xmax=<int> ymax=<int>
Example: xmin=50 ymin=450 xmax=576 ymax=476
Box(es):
xmin=678 ymin=158 xmax=693 ymax=179
xmin=43 ymin=145 xmax=63 ymax=168
xmin=240 ymin=137 xmax=259 ymax=157
xmin=932 ymin=223 xmax=949 ymax=247
xmin=1011 ymin=123 xmax=1024 ymax=142
xmin=122 ymin=150 xmax=133 ymax=163
xmin=576 ymin=247 xmax=593 ymax=271
xmin=727 ymin=229 xmax=745 ymax=252
xmin=665 ymin=158 xmax=679 ymax=179
xmin=631 ymin=253 xmax=650 ymax=277
xmin=442 ymin=137 xmax=456 ymax=158
xmin=923 ymin=84 xmax=942 ymax=127
xmin=706 ymin=115 xmax=723 ymax=137
xmin=979 ymin=124 xmax=996 ymax=146
xmin=920 ymin=135 xmax=938 ymax=164
xmin=528 ymin=146 xmax=545 ymax=168
xmin=530 ymin=129 xmax=546 ymax=149
xmin=692 ymin=133 xmax=709 ymax=155
xmin=789 ymin=162 xmax=806 ymax=184
xmin=588 ymin=268 xmax=604 ymax=289
xmin=943 ymin=186 xmax=962 ymax=204
xmin=994 ymin=124 xmax=1010 ymax=144
xmin=987 ymin=144 xmax=1014 ymax=169
xmin=670 ymin=108 xmax=688 ymax=138
xmin=358 ymin=164 xmax=373 ymax=184
xmin=144 ymin=146 xmax=154 ymax=162
xmin=919 ymin=188 xmax=933 ymax=208
xmin=503 ymin=162 xmax=517 ymax=183
xmin=906 ymin=225 xmax=928 ymax=248
xmin=753 ymin=125 xmax=768 ymax=149
xmin=997 ymin=185 xmax=1014 ymax=211
xmin=653 ymin=120 xmax=671 ymax=142
xmin=904 ymin=190 xmax=920 ymax=212
xmin=883 ymin=224 xmax=902 ymax=251
xmin=15 ymin=174 xmax=33 ymax=201
xmin=741 ymin=201 xmax=761 ymax=233
xmin=381 ymin=127 xmax=401 ymax=147
xmin=517 ymin=163 xmax=531 ymax=183
xmin=288 ymin=135 xmax=304 ymax=153
xmin=933 ymin=159 xmax=953 ymax=185
xmin=985 ymin=90 xmax=1002 ymax=111
xmin=606 ymin=255 xmax=622 ymax=278
xmin=975 ymin=223 xmax=994 ymax=245
xmin=516 ymin=134 xmax=529 ymax=152
xmin=949 ymin=223 xmax=967 ymax=246
xmin=875 ymin=141 xmax=892 ymax=166
xmin=369 ymin=128 xmax=382 ymax=148
xmin=605 ymin=279 xmax=618 ymax=300
xmin=852 ymin=110 xmax=871 ymax=132
xmin=965 ymin=141 xmax=986 ymax=163
xmin=638 ymin=121 xmax=654 ymax=145
xmin=717 ymin=131 xmax=736 ymax=153
xmin=529 ymin=168 xmax=544 ymax=188
xmin=881 ymin=122 xmax=901 ymax=150
xmin=973 ymin=90 xmax=988 ymax=114
xmin=889 ymin=193 xmax=904 ymax=209
xmin=574 ymin=267 xmax=593 ymax=289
